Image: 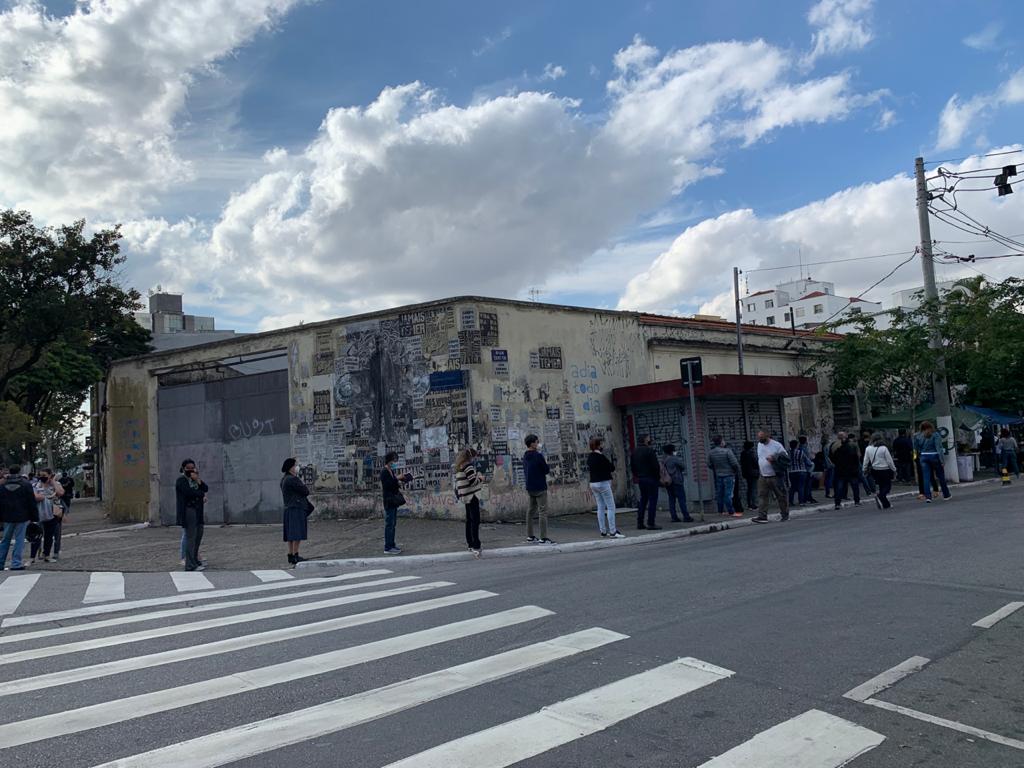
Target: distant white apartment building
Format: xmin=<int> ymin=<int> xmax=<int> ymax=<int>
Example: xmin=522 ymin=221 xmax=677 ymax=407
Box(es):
xmin=134 ymin=292 xmax=238 ymax=351
xmin=741 ymin=278 xmax=882 ymax=331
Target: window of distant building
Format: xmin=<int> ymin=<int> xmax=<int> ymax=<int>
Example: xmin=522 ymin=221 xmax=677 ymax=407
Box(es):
xmin=783 ymin=312 xmax=791 ymax=322
xmin=765 ymin=299 xmax=774 ymax=309
xmin=795 ymin=308 xmax=805 ymax=318
xmin=849 ymin=306 xmax=862 ymax=314
xmin=766 ymin=316 xmax=776 ymax=325
xmin=747 ymin=303 xmax=755 ymax=312
xmin=813 ymin=304 xmax=824 ymax=314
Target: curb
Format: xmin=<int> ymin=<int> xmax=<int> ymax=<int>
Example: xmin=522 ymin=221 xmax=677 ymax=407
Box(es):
xmin=297 ymin=477 xmax=1002 ymax=570
xmin=66 ymin=522 xmax=150 ymax=537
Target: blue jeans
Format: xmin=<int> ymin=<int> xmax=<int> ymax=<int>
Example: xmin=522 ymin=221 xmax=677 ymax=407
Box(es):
xmin=921 ymin=455 xmax=950 ymax=500
xmin=714 ymin=475 xmax=735 ymax=514
xmin=1000 ymin=451 xmax=1020 ymax=477
xmin=384 ymin=506 xmax=398 ymax=550
xmin=180 ymin=530 xmax=187 ymax=559
xmin=824 ymin=466 xmax=834 ymax=496
xmin=0 ymin=522 xmax=28 ymax=569
xmin=668 ymin=481 xmax=689 ymax=520
xmin=637 ymin=478 xmax=659 ymax=526
xmin=834 ymin=475 xmax=860 ymax=506
xmin=590 ymin=481 xmax=617 ymax=534
xmin=788 ymin=471 xmax=807 ymax=506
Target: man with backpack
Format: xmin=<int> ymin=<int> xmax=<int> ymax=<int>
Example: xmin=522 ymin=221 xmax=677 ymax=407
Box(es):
xmin=631 ymin=434 xmax=662 ymax=530
xmin=0 ymin=465 xmax=42 ymax=570
xmin=752 ymin=430 xmax=790 ymax=523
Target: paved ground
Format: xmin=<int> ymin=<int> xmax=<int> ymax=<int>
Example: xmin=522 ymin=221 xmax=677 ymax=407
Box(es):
xmin=0 ymin=479 xmax=1020 ymax=767
xmin=31 ymin=478 xmax=964 ymax=572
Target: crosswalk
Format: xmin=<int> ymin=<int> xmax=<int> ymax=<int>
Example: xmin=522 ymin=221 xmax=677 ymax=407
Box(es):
xmin=0 ymin=568 xmax=890 ymax=767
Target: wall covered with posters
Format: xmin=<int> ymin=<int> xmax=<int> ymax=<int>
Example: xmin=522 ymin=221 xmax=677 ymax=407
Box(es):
xmin=285 ymin=300 xmax=648 ymax=520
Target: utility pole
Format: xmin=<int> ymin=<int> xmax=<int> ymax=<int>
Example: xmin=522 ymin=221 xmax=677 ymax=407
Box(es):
xmin=733 ymin=267 xmax=744 ymax=374
xmin=914 ymin=156 xmax=960 ymax=482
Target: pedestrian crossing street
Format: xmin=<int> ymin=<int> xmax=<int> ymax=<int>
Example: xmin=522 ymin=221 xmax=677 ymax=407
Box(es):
xmin=0 ymin=568 xmax=889 ymax=767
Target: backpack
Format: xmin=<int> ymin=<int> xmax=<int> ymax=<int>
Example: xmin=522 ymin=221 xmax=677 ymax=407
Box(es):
xmin=658 ymin=460 xmax=672 ymax=487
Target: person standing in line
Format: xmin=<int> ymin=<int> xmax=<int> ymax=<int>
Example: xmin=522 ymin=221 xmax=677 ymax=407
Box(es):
xmin=662 ymin=444 xmax=693 ymax=523
xmin=997 ymin=428 xmax=1020 ymax=478
xmin=797 ymin=435 xmax=818 ymax=505
xmin=707 ymin=436 xmax=741 ymax=518
xmin=280 ymin=458 xmax=312 ymax=565
xmin=752 ymin=431 xmax=790 ymax=523
xmin=828 ymin=432 xmax=847 ymax=499
xmin=175 ymin=459 xmax=208 ymax=571
xmin=740 ymin=440 xmax=760 ymax=511
xmin=892 ymin=428 xmax=914 ymax=483
xmin=833 ymin=435 xmax=862 ymax=509
xmin=522 ymin=435 xmax=553 ymax=544
xmin=0 ymin=465 xmax=42 ymax=571
xmin=914 ymin=421 xmax=951 ymax=502
xmin=587 ymin=437 xmax=624 ymax=538
xmin=381 ymin=451 xmax=412 ymax=554
xmin=631 ymin=434 xmax=662 ymax=530
xmin=863 ymin=434 xmax=897 ymax=509
xmin=787 ymin=439 xmax=810 ymax=508
xmin=454 ymin=448 xmax=486 ymax=556
xmin=29 ymin=469 xmax=64 ymax=564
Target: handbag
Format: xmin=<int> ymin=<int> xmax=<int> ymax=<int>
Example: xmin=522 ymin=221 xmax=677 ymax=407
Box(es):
xmin=304 ymin=498 xmax=315 ymax=517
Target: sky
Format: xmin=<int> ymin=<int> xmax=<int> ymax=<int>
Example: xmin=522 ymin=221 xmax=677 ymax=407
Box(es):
xmin=2 ymin=0 xmax=1023 ymax=332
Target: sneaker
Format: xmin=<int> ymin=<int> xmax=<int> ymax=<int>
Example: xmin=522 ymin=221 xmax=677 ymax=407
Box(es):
xmin=472 ymin=549 xmax=482 ymax=559
xmin=751 ymin=516 xmax=769 ymax=524
xmin=854 ymin=502 xmax=863 ymax=507
xmin=293 ymin=555 xmax=307 ymax=564
xmin=731 ymin=512 xmax=744 ymax=518
xmin=611 ymin=531 xmax=626 ymax=538
xmin=526 ymin=536 xmax=539 ymax=543
xmin=807 ymin=497 xmax=818 ymax=504
xmin=384 ymin=547 xmax=403 ymax=554
xmin=600 ymin=532 xmax=609 ymax=537
xmin=196 ymin=564 xmax=207 ymax=571
xmin=780 ymin=514 xmax=790 ymax=521
xmin=942 ymin=494 xmax=952 ymax=500
xmin=682 ymin=517 xmax=695 ymax=523
xmin=180 ymin=558 xmax=186 ymax=567
xmin=539 ymin=538 xmax=555 ymax=545
xmin=43 ymin=556 xmax=52 ymax=563
xmin=925 ymin=498 xmax=932 ymax=503
xmin=636 ymin=524 xmax=647 ymax=530
xmin=50 ymin=555 xmax=58 ymax=562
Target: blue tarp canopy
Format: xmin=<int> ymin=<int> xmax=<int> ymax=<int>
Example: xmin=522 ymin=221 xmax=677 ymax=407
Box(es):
xmin=961 ymin=404 xmax=1024 ymax=425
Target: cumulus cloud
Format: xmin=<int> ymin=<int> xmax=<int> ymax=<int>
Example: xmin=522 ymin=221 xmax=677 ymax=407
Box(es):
xmin=0 ymin=0 xmax=300 ymax=221
xmin=935 ymin=68 xmax=1024 ymax=150
xmin=541 ymin=63 xmax=567 ymax=81
xmin=619 ymin=148 xmax=1024 ymax=315
xmin=962 ymin=22 xmax=1003 ymax=51
xmin=805 ymin=0 xmax=874 ymax=64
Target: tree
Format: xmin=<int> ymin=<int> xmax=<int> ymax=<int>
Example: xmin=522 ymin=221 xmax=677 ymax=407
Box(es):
xmin=0 ymin=209 xmax=151 ymax=465
xmin=0 ymin=400 xmax=37 ymax=465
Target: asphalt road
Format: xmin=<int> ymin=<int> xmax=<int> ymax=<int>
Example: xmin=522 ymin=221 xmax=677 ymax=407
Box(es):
xmin=0 ymin=481 xmax=1021 ymax=767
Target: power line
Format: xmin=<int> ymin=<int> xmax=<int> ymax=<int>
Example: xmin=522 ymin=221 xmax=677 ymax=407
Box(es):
xmin=816 ymin=250 xmax=919 ymax=329
xmin=923 ymin=148 xmax=1022 ymax=167
xmin=743 ymin=250 xmax=916 ymax=275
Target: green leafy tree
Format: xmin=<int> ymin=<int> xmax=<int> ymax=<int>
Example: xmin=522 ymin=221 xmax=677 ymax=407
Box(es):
xmin=0 ymin=400 xmax=38 ymax=465
xmin=0 ymin=209 xmax=151 ymax=465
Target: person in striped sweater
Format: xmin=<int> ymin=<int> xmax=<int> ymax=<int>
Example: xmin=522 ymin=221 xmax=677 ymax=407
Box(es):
xmin=454 ymin=448 xmax=485 ymax=557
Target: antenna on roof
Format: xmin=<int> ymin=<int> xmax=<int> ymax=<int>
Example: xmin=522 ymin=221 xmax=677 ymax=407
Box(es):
xmin=798 ymin=248 xmax=803 ymax=280
xmin=528 ymin=288 xmax=545 ymax=303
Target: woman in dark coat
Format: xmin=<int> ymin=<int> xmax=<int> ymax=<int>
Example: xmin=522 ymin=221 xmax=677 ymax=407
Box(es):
xmin=280 ymin=458 xmax=311 ymax=566
xmin=380 ymin=451 xmax=412 ymax=555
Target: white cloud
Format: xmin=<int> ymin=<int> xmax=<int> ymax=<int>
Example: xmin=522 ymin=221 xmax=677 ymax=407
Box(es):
xmin=805 ymin=0 xmax=874 ymax=64
xmin=0 ymin=0 xmax=302 ymax=222
xmin=935 ymin=68 xmax=1024 ymax=150
xmin=875 ymin=108 xmax=897 ymax=131
xmin=541 ymin=63 xmax=567 ymax=81
xmin=962 ymin=22 xmax=1003 ymax=51
xmin=472 ymin=26 xmax=512 ymax=57
xmin=619 ymin=148 xmax=1024 ymax=315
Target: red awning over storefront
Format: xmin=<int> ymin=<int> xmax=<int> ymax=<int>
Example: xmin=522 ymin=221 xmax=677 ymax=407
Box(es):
xmin=612 ymin=374 xmax=818 ymax=407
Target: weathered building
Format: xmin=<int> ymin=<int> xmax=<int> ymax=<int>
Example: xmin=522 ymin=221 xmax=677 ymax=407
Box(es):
xmin=101 ymin=297 xmax=837 ymax=524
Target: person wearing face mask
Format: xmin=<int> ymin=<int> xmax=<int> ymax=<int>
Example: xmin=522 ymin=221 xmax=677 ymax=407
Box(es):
xmin=30 ymin=469 xmax=64 ymax=564
xmin=280 ymin=458 xmax=312 ymax=566
xmin=751 ymin=430 xmax=790 ymax=523
xmin=381 ymin=452 xmax=412 ymax=554
xmin=175 ymin=459 xmax=208 ymax=572
xmin=522 ymin=435 xmax=552 ymax=544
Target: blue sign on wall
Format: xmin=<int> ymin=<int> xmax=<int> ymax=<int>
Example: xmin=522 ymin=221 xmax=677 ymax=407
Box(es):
xmin=429 ymin=370 xmax=466 ymax=392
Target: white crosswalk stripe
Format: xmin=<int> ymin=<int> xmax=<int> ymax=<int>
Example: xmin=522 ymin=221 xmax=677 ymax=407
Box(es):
xmin=0 ymin=573 xmax=39 ymax=615
xmin=169 ymin=570 xmax=214 ymax=591
xmin=83 ymin=571 xmax=126 ymax=603
xmin=695 ymin=710 xmax=885 ymax=767
xmin=251 ymin=569 xmax=294 ymax=582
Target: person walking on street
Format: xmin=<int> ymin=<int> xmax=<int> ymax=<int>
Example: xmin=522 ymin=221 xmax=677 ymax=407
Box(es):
xmin=587 ymin=437 xmax=623 ymax=538
xmin=740 ymin=440 xmax=760 ymax=511
xmin=914 ymin=421 xmax=951 ymax=502
xmin=454 ymin=448 xmax=486 ymax=556
xmin=29 ymin=469 xmax=64 ymax=564
xmin=381 ymin=452 xmax=412 ymax=554
xmin=708 ymin=436 xmax=741 ymax=517
xmin=833 ymin=435 xmax=862 ymax=509
xmin=752 ymin=431 xmax=790 ymax=523
xmin=175 ymin=459 xmax=208 ymax=571
xmin=787 ymin=439 xmax=811 ymax=508
xmin=280 ymin=458 xmax=312 ymax=565
xmin=997 ymin=428 xmax=1020 ymax=478
xmin=662 ymin=444 xmax=692 ymax=523
xmin=0 ymin=465 xmax=41 ymax=571
xmin=522 ymin=435 xmax=553 ymax=543
xmin=892 ymin=429 xmax=914 ymax=482
xmin=631 ymin=435 xmax=662 ymax=530
xmin=863 ymin=434 xmax=897 ymax=509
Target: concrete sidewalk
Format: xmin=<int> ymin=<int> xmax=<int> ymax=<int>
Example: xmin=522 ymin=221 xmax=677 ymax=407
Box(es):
xmin=25 ymin=479 xmax=1003 ymax=573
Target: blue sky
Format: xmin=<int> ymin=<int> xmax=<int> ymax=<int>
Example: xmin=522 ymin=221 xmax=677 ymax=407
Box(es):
xmin=4 ymin=0 xmax=1023 ymax=330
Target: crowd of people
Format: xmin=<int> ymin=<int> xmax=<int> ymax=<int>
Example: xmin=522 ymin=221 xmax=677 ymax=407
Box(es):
xmin=0 ymin=465 xmax=75 ymax=570
xmin=162 ymin=418 xmax=1009 ymax=571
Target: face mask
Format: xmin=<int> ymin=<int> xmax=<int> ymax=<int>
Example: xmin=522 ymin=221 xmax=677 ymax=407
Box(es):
xmin=390 ymin=463 xmax=398 ymax=470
